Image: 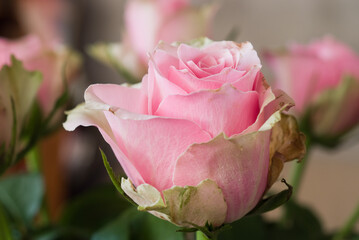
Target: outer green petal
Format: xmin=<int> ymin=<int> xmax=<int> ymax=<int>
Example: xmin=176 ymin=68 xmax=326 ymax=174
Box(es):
xmin=0 ymin=57 xmax=42 ymax=154
xmin=121 ymin=178 xmax=227 ymax=228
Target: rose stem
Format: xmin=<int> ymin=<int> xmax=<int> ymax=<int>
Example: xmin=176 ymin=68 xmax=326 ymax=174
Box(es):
xmin=289 ymin=136 xmax=312 ymax=198
xmin=333 ymin=202 xmax=359 ymax=240
xmin=196 ymin=231 xmax=215 ymax=240
xmin=280 ymin=137 xmax=312 ymax=226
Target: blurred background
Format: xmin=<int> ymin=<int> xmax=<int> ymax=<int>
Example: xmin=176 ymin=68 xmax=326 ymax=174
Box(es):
xmin=1 ymin=0 xmax=358 ymax=233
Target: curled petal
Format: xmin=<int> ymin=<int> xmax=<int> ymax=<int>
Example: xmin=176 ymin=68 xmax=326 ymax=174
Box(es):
xmin=63 ymin=104 xmax=146 ymax=187
xmin=85 ymin=84 xmax=147 ymax=114
xmin=268 ymin=114 xmax=306 ymax=188
xmin=243 ymin=75 xmax=294 ymax=134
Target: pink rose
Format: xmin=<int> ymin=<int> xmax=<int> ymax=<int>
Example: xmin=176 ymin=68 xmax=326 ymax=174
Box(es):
xmin=89 ymin=0 xmax=216 ymax=81
xmin=0 ymin=35 xmax=79 ymax=115
xmin=64 ymin=39 xmax=304 ymax=227
xmin=265 ymin=37 xmax=359 ymax=138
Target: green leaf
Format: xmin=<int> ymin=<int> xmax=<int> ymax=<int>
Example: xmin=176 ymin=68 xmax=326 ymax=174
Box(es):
xmin=0 ymin=173 xmax=44 ymax=227
xmin=246 ymin=179 xmax=292 ymax=216
xmin=100 ymin=149 xmax=136 ymax=206
xmin=0 ymin=203 xmax=13 ymax=240
xmin=60 ymin=185 xmax=131 ymax=233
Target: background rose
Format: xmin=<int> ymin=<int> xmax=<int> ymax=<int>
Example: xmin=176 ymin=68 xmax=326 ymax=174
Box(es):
xmin=265 ymin=37 xmax=359 ymax=139
xmin=89 ymin=0 xmax=216 ymax=82
xmin=0 ymin=35 xmax=80 ymax=116
xmin=64 ymin=39 xmax=304 ymax=228
xmin=0 ymin=57 xmax=42 ymax=172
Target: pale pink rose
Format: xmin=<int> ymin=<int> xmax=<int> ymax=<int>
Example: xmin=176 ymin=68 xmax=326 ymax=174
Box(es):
xmin=89 ymin=0 xmax=216 ymax=81
xmin=64 ymin=39 xmax=304 ymax=227
xmin=265 ymin=37 xmax=359 ymax=137
xmin=0 ymin=35 xmax=79 ymax=115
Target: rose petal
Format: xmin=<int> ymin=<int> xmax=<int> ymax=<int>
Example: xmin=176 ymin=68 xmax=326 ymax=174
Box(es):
xmin=85 ymin=84 xmax=147 ymax=114
xmin=268 ymin=114 xmax=306 ymax=188
xmin=177 ymin=44 xmax=204 ymax=72
xmin=122 ymin=178 xmax=227 ymax=228
xmin=104 ymin=109 xmax=211 ymax=191
xmin=242 ymin=75 xmax=294 ymax=133
xmin=151 ymin=47 xmax=180 ymax=78
xmin=156 ymin=83 xmax=259 ymax=137
xmin=186 ymin=60 xmax=211 ymax=78
xmin=173 ymin=131 xmax=271 ymax=223
xmin=168 ymin=66 xmax=251 ymax=93
xmin=167 ymin=67 xmax=223 ymax=92
xmin=231 ymin=65 xmax=260 ymax=91
xmin=63 ymin=104 xmax=145 ymax=186
xmin=203 ymin=41 xmax=261 ymax=71
xmin=146 ymin=61 xmax=187 ymax=114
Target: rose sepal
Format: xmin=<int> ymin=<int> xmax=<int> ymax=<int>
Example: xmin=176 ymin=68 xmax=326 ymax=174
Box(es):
xmin=100 ymin=148 xmax=138 ymax=206
xmin=245 ymin=179 xmax=292 ymax=217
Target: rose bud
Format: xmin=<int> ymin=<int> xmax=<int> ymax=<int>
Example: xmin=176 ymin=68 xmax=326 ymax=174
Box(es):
xmin=265 ymin=37 xmax=359 ymax=145
xmin=0 ymin=57 xmax=41 ymax=172
xmin=89 ymin=0 xmax=216 ymax=82
xmin=0 ymin=35 xmax=79 ymax=172
xmin=64 ymin=39 xmax=305 ymax=228
xmin=0 ymin=35 xmax=80 ymax=117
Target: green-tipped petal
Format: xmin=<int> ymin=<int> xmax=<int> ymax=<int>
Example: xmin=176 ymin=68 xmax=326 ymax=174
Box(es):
xmin=121 ymin=178 xmax=227 ymax=228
